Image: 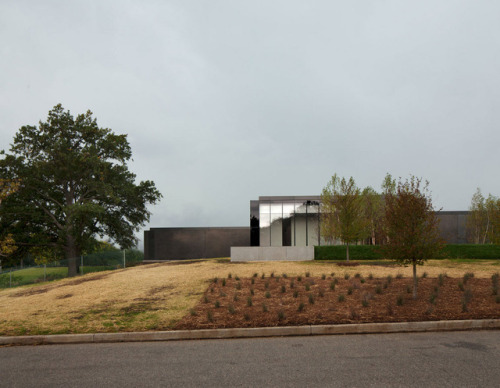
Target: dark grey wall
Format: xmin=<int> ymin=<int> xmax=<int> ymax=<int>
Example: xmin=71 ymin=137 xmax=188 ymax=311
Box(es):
xmin=436 ymin=211 xmax=468 ymax=244
xmin=144 ymin=227 xmax=250 ymax=260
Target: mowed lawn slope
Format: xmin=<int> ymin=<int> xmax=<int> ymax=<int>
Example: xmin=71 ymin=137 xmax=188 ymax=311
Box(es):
xmin=0 ymin=259 xmax=498 ymax=336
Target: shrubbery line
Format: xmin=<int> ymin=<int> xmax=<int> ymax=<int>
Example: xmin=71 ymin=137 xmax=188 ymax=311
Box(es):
xmin=314 ymin=244 xmax=500 ymax=260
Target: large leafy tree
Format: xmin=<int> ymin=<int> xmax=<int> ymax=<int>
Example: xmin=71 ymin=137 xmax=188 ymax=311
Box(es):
xmin=0 ymin=104 xmax=162 ymax=276
xmin=381 ymin=176 xmax=443 ymax=299
xmin=320 ymin=174 xmax=365 ymax=261
xmin=0 ymin=179 xmax=19 ymax=272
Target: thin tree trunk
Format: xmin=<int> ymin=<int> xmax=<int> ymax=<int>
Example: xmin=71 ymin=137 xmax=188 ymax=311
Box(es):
xmin=65 ymin=235 xmax=80 ymax=277
xmin=413 ymin=262 xmax=418 ymax=299
xmin=346 ymin=243 xmax=350 ymax=262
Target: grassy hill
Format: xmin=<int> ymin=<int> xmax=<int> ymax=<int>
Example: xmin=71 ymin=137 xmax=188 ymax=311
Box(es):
xmin=0 ymin=258 xmax=498 ymax=336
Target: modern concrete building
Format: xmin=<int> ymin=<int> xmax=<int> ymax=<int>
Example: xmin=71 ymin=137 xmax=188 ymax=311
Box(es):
xmin=143 ymin=195 xmax=468 ymax=261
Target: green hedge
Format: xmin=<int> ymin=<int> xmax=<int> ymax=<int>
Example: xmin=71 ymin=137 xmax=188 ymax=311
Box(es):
xmin=314 ymin=244 xmax=500 ymax=260
xmin=442 ymin=244 xmax=500 ymax=260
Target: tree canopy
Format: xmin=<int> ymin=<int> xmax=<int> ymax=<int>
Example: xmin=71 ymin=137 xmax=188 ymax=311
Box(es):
xmin=320 ymin=174 xmax=366 ymax=261
xmin=381 ymin=176 xmax=443 ymax=298
xmin=0 ymin=104 xmax=162 ymax=276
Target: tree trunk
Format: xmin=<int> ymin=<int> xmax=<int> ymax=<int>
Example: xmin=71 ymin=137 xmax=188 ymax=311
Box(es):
xmin=65 ymin=235 xmax=80 ymax=277
xmin=346 ymin=243 xmax=350 ymax=262
xmin=413 ymin=262 xmax=418 ymax=300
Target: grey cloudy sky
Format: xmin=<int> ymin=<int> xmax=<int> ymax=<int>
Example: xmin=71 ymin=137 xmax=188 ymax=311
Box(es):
xmin=2 ymin=1 xmax=500 ymax=248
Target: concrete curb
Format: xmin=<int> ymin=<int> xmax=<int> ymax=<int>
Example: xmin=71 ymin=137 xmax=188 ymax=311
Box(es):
xmin=1 ymin=319 xmax=499 ymax=347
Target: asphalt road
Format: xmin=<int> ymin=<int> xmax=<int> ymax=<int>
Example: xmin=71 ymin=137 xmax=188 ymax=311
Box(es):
xmin=1 ymin=330 xmax=499 ymax=387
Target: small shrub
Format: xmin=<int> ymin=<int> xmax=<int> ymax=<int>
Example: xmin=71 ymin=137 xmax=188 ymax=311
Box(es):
xmin=297 ymin=275 xmax=302 ymax=282
xmin=290 ymin=280 xmax=295 ymax=289
xmin=261 ymin=273 xmax=265 ymax=279
xmin=233 ymin=294 xmax=239 ymax=302
xmin=278 ymin=310 xmax=285 ymax=321
xmin=282 ymin=273 xmax=288 ymax=279
xmin=330 ymin=281 xmax=336 ymax=291
xmin=406 ymin=285 xmax=411 ymax=294
xmin=235 ymin=275 xmax=240 ymax=281
xmin=387 ymin=275 xmax=393 ymax=284
xmin=338 ymin=294 xmax=345 ymax=302
xmin=396 ymin=273 xmax=403 ymax=279
xmin=383 ymin=282 xmax=388 ymax=289
xmin=207 ymin=311 xmax=213 ymax=322
xmin=354 ymin=273 xmax=361 ymax=278
xmin=463 ymin=272 xmax=474 ymax=284
xmin=262 ymin=303 xmax=268 ymax=312
xmin=190 ymin=309 xmax=197 ymax=316
xmin=228 ymin=305 xmax=235 ymax=314
xmin=265 ymin=281 xmax=270 ymax=289
xmin=270 ymin=272 xmax=275 ymax=278
xmin=421 ymin=272 xmax=428 ymax=279
xmin=396 ymin=295 xmax=404 ymax=306
xmin=236 ymin=282 xmax=241 ymax=290
xmin=368 ymin=273 xmax=373 ymax=280
xmin=386 ymin=303 xmax=394 ymax=315
xmin=298 ymin=302 xmax=305 ymax=312
xmin=247 ymin=296 xmax=252 ymax=307
xmin=212 ymin=277 xmax=218 ymax=284
xmin=281 ymin=285 xmax=286 ymax=293
xmin=265 ymin=291 xmax=271 ymax=299
xmin=330 ymin=272 xmax=335 ymax=278
xmin=347 ymin=287 xmax=353 ymax=295
xmin=305 ymin=283 xmax=311 ymax=291
xmin=321 ymin=274 xmax=326 ymax=280
xmin=360 ymin=278 xmax=366 ymax=284
xmin=429 ymin=293 xmax=437 ymax=305
xmin=362 ymin=293 xmax=371 ymax=307
xmin=305 ymin=271 xmax=310 ymax=278
xmin=251 ymin=278 xmax=255 ymax=285
xmin=438 ymin=273 xmax=446 ymax=286
xmin=344 ymin=273 xmax=350 ymax=280
xmin=244 ymin=313 xmax=250 ymax=321
xmin=433 ymin=286 xmax=439 ymax=293
xmin=219 ymin=291 xmax=226 ymax=297
xmin=458 ymin=282 xmax=464 ymax=291
xmin=375 ymin=285 xmax=382 ymax=294
xmin=308 ymin=294 xmax=315 ymax=304
xmin=362 ymin=299 xmax=369 ymax=308
xmin=318 ymin=288 xmax=325 ymax=297
xmin=227 ymin=273 xmax=232 ymax=279
xmin=250 ymin=288 xmax=254 ymax=296
xmin=349 ymin=308 xmax=360 ymax=320
xmin=210 ymin=287 xmax=214 ymax=293
xmin=293 ymin=290 xmax=299 ymax=298
xmin=203 ymin=295 xmax=209 ymax=303
xmin=253 ymin=273 xmax=258 ymax=278
xmin=214 ymin=300 xmax=220 ymax=308
xmin=222 ymin=279 xmax=226 ymax=287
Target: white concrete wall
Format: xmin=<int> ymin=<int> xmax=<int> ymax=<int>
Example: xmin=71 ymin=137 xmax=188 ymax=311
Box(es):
xmin=230 ymin=246 xmax=314 ymax=262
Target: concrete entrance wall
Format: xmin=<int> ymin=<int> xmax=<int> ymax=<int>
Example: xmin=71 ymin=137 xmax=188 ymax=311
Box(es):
xmin=231 ymin=246 xmax=314 ymax=262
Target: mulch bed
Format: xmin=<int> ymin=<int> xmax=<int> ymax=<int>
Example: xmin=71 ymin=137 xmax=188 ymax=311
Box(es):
xmin=175 ymin=274 xmax=500 ymax=330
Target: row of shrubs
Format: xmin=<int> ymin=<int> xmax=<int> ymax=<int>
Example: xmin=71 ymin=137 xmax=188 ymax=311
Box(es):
xmin=314 ymin=244 xmax=500 ymax=260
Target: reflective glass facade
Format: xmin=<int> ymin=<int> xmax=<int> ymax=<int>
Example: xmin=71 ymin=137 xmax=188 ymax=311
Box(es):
xmin=251 ymin=196 xmax=323 ymax=247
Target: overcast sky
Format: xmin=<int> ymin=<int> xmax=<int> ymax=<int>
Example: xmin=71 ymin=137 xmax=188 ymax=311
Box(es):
xmin=2 ymin=1 xmax=500 ymax=249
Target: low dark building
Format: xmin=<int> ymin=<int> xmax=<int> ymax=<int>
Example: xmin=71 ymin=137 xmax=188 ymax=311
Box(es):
xmin=144 ymin=227 xmax=250 ymax=260
xmin=144 ymin=196 xmax=468 ymax=261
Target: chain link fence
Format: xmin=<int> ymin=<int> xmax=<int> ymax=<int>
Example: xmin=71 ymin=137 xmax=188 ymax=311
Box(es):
xmin=0 ymin=249 xmax=143 ymax=289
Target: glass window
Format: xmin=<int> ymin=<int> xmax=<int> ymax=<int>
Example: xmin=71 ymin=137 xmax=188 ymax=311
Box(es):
xmin=282 ymin=202 xmax=295 ymax=218
xmin=270 ymin=216 xmax=283 ymax=246
xmin=295 ymin=201 xmax=308 ymax=213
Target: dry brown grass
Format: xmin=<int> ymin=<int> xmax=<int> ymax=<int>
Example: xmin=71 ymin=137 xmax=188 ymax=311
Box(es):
xmin=0 ymin=259 xmax=498 ymax=336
